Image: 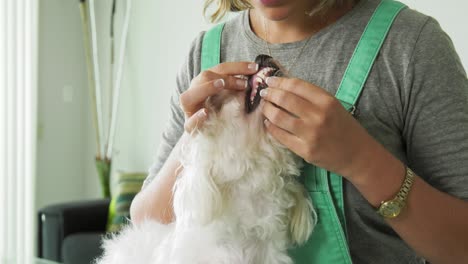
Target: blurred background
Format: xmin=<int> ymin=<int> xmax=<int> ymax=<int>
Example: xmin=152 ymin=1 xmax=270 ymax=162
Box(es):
xmin=1 ymin=0 xmax=467 ymax=263
xmin=35 ymin=0 xmax=211 ymax=212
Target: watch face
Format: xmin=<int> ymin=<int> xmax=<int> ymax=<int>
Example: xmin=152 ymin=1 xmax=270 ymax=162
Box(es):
xmin=380 ymin=200 xmax=402 ymax=218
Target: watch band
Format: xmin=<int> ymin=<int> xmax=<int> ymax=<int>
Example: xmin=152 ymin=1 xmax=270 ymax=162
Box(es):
xmin=377 ymin=166 xmax=416 ymax=218
xmin=395 ymin=167 xmax=416 ymax=204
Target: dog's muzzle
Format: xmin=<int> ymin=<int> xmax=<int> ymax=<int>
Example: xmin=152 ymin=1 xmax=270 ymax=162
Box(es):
xmin=245 ymin=55 xmax=283 ymax=114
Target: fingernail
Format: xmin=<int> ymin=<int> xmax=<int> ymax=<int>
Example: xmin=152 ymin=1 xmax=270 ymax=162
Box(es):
xmin=214 ymin=79 xmax=225 ymax=89
xmin=236 ymin=79 xmax=247 ymax=89
xmin=266 ymin=77 xmax=277 ymax=87
xmin=264 ymin=119 xmax=270 ymax=127
xmin=248 ymin=63 xmax=259 ymax=71
xmin=259 ymin=88 xmax=268 ymax=97
xmin=197 ymin=108 xmax=207 ymax=118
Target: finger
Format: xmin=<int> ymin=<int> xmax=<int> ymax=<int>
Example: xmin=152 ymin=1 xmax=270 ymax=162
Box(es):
xmin=262 ymin=101 xmax=303 ymax=135
xmin=259 ymin=87 xmax=313 ymax=118
xmin=180 ymin=79 xmax=227 ymax=115
xmin=264 ymin=119 xmax=305 ymax=158
xmin=210 ymin=61 xmax=259 ymax=76
xmin=180 ymin=77 xmax=247 ymax=116
xmin=184 ymin=108 xmax=208 ymax=133
xmin=265 ymin=76 xmax=329 ymax=104
xmin=194 ymin=70 xmax=248 ymax=91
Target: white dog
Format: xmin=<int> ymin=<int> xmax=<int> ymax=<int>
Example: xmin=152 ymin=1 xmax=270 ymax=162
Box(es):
xmin=96 ymin=55 xmax=316 ymax=264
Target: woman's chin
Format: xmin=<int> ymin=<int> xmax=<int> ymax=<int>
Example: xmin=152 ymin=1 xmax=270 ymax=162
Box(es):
xmin=251 ymin=2 xmax=304 ymax=22
xmin=261 ymin=9 xmax=294 ymax=21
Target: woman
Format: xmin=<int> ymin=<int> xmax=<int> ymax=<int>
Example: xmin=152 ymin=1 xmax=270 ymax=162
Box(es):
xmin=130 ymin=0 xmax=468 ymax=263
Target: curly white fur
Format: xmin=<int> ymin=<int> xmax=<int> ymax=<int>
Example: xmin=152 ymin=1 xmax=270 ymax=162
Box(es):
xmin=96 ymin=93 xmax=316 ymax=264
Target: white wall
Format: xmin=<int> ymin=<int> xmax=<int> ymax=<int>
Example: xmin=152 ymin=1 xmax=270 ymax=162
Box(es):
xmin=37 ymin=0 xmax=90 ymax=209
xmin=36 ymin=0 xmax=468 ymax=207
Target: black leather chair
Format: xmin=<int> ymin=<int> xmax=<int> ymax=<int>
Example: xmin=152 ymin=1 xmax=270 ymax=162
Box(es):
xmin=38 ymin=199 xmax=110 ymax=264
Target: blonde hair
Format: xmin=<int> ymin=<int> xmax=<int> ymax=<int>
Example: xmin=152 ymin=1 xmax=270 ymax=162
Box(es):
xmin=203 ymin=0 xmax=354 ymax=23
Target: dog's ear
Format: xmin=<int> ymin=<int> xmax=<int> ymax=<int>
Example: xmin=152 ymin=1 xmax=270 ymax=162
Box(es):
xmin=288 ymin=185 xmax=316 ymax=245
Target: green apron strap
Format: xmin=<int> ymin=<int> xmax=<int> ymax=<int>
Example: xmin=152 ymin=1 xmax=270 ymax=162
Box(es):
xmin=292 ymin=1 xmax=406 ymax=263
xmin=201 ymin=23 xmax=225 ymax=71
xmin=331 ymin=0 xmax=406 ymax=232
xmin=336 ymin=0 xmax=406 ymax=112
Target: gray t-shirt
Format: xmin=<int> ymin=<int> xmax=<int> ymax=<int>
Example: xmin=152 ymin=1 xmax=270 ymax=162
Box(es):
xmin=145 ymin=0 xmax=468 ymax=263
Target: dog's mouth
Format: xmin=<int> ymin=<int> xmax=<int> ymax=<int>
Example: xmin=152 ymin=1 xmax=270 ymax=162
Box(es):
xmin=245 ymin=55 xmax=283 ymax=114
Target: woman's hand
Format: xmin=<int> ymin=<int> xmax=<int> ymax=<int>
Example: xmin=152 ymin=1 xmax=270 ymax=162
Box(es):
xmin=259 ymin=72 xmax=468 ymax=264
xmin=180 ymin=62 xmax=259 ymax=132
xmin=260 ymin=76 xmax=382 ymax=183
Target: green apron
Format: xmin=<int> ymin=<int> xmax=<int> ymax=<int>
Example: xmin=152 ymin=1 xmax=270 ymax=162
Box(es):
xmin=200 ymin=1 xmax=406 ymax=263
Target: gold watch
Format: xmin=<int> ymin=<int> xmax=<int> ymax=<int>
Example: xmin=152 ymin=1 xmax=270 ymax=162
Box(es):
xmin=377 ymin=167 xmax=415 ymax=219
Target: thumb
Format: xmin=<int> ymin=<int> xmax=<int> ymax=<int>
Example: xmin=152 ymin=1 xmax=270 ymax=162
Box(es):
xmin=184 ymin=108 xmax=208 ymax=133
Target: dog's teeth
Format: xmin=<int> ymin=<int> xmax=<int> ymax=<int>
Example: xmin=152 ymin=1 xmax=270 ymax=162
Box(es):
xmin=258 ymin=67 xmax=274 ymax=80
xmin=250 ymin=86 xmax=257 ymax=103
xmin=256 ymin=76 xmax=263 ymax=85
xmin=246 ymin=62 xmax=280 ymax=112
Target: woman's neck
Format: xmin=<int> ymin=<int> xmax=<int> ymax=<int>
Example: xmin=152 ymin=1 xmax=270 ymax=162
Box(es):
xmin=249 ymin=2 xmax=356 ymax=44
